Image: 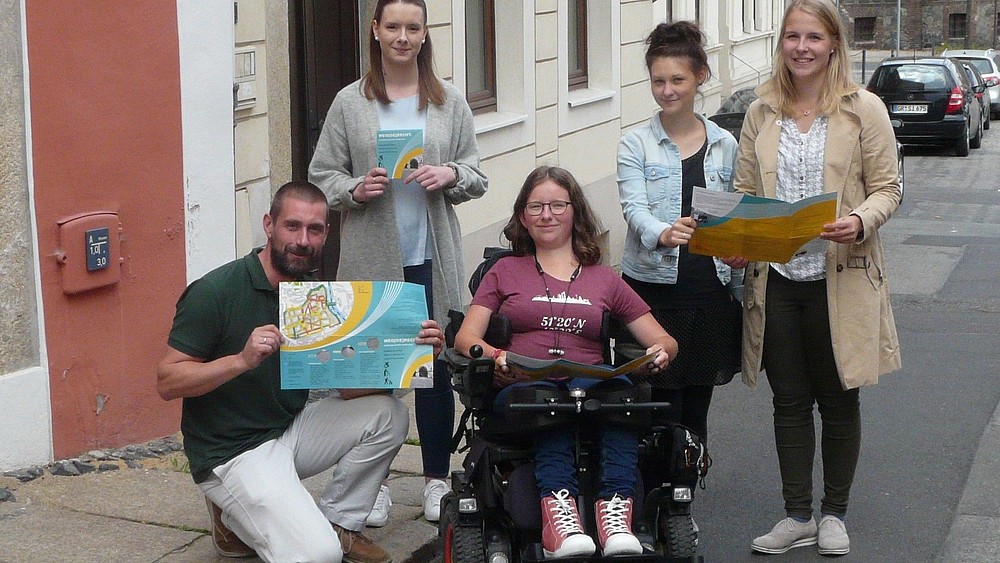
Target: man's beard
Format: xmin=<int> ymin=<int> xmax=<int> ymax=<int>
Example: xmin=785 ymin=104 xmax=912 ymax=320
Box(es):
xmin=270 ymin=242 xmax=319 ymax=277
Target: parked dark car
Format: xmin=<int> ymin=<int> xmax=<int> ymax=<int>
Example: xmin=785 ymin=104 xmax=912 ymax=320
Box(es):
xmin=961 ymin=62 xmax=991 ymax=131
xmin=866 ymin=56 xmax=984 ymax=156
xmin=708 ymin=87 xmax=904 ymax=199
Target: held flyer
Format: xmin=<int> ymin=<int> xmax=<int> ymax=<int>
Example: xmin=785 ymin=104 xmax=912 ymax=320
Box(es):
xmin=504 ymin=352 xmax=657 ymax=380
xmin=376 ymin=129 xmax=423 ymax=183
xmin=278 ymin=281 xmax=434 ymax=390
xmin=688 ymin=187 xmax=838 ymax=263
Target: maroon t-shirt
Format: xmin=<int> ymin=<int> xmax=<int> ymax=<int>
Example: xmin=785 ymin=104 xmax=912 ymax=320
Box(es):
xmin=472 ymin=255 xmax=650 ymax=365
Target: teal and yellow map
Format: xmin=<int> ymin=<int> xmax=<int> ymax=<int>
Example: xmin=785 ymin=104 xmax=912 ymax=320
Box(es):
xmin=279 ymin=281 xmax=434 ymax=390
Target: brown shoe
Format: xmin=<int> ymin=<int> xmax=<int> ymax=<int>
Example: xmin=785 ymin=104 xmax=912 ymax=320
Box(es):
xmin=332 ymin=523 xmax=392 ymax=563
xmin=205 ymin=497 xmax=257 ymax=558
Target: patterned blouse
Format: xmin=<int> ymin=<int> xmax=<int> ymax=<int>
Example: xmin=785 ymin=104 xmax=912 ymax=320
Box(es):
xmin=773 ymin=115 xmax=828 ymax=281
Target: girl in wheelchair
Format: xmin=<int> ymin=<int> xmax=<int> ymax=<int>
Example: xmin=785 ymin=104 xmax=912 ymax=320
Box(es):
xmin=455 ymin=166 xmax=678 ymax=558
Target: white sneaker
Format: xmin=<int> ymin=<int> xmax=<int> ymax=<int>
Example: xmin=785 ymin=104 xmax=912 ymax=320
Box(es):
xmin=422 ymin=479 xmax=449 ymax=522
xmin=365 ymin=484 xmax=391 ymax=528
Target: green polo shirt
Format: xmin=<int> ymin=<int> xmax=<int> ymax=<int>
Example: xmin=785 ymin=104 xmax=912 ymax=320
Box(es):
xmin=167 ymin=249 xmax=309 ymax=482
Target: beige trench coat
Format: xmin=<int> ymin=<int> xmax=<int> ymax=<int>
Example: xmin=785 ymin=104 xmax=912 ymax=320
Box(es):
xmin=734 ymin=83 xmax=902 ymax=390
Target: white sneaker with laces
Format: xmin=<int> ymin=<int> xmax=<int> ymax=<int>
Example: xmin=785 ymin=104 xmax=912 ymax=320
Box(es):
xmin=422 ymin=479 xmax=449 ymax=522
xmin=365 ymin=484 xmax=391 ymax=528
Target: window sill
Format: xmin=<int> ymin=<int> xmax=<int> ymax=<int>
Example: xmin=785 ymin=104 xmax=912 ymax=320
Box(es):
xmin=473 ymin=111 xmax=528 ymax=135
xmin=566 ymin=88 xmax=615 ymax=108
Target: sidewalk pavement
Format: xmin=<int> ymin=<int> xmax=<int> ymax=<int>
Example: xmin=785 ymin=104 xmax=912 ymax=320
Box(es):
xmin=0 ymin=392 xmax=460 ymax=563
xmin=2 ymin=392 xmax=999 ymax=562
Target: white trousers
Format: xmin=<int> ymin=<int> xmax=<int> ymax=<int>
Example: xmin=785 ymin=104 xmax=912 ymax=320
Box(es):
xmin=198 ymin=393 xmax=408 ymax=563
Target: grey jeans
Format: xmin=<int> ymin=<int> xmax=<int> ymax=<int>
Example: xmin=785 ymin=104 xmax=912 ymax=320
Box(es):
xmin=198 ymin=393 xmax=408 ymax=563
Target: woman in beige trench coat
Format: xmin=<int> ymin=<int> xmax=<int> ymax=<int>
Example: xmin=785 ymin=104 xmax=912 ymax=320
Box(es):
xmin=723 ymin=0 xmax=902 ymax=557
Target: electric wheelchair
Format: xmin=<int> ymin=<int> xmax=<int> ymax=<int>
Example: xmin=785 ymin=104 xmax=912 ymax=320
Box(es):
xmin=436 ymin=248 xmax=710 ymax=563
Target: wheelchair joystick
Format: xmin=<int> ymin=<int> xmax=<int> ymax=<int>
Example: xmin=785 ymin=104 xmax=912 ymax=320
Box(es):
xmin=470 ymin=344 xmax=484 ymax=358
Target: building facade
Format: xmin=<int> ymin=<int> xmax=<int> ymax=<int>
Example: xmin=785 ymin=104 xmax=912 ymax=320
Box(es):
xmin=1 ymin=0 xmax=782 ymax=471
xmin=841 ymin=1 xmax=1000 ymax=51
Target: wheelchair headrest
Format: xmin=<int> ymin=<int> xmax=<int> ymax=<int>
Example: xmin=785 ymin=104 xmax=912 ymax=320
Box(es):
xmin=468 ymin=247 xmax=515 ymax=296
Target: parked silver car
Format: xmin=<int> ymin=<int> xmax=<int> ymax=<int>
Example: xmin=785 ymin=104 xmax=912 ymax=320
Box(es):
xmin=941 ymin=49 xmax=1000 ymax=118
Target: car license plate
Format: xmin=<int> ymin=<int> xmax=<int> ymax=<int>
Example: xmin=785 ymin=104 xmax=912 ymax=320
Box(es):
xmin=892 ymin=104 xmax=927 ymax=114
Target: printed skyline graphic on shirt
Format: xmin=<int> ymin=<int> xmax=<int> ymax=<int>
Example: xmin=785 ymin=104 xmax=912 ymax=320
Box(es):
xmin=531 ymin=292 xmax=592 ymax=306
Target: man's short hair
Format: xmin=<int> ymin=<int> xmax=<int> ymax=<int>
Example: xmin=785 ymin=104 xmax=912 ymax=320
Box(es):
xmin=269 ymin=181 xmax=328 ymax=219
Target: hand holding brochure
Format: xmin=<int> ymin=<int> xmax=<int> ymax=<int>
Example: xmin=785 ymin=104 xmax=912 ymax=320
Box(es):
xmin=688 ymin=187 xmax=837 ymax=263
xmin=505 ymin=351 xmax=658 ymax=380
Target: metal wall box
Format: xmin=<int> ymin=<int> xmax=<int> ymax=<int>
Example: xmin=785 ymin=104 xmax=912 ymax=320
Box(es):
xmin=56 ymin=211 xmax=121 ymax=295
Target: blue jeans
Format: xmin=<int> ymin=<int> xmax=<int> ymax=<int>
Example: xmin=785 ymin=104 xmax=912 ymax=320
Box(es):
xmin=404 ymin=260 xmax=455 ymax=479
xmin=495 ymin=376 xmax=638 ymax=499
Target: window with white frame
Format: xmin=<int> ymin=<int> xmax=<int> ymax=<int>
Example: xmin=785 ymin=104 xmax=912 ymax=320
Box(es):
xmin=558 ymin=0 xmax=620 ymax=135
xmin=465 ymin=0 xmax=497 ymax=113
xmin=454 ymin=0 xmax=534 ymax=157
xmin=568 ymin=0 xmax=588 ymax=90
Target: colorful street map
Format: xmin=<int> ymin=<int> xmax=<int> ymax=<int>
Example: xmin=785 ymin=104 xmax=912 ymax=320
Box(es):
xmin=688 ymin=188 xmax=838 ymax=263
xmin=278 ymin=281 xmax=434 ymax=390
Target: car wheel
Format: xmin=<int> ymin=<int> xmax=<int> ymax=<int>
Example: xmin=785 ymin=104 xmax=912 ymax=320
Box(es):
xmin=971 ymin=116 xmax=983 ymax=149
xmin=984 ymin=110 xmax=991 ymax=130
xmin=955 ymin=122 xmax=971 ymax=156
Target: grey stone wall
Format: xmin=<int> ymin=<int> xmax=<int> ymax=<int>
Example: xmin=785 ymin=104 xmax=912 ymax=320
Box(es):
xmin=0 ymin=0 xmax=39 ymax=374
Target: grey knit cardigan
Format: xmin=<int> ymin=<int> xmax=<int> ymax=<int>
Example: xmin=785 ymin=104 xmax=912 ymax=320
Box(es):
xmin=308 ymin=78 xmax=489 ymax=322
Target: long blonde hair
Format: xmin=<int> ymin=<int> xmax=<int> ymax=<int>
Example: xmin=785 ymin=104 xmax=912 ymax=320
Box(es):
xmin=771 ymin=0 xmax=857 ymax=115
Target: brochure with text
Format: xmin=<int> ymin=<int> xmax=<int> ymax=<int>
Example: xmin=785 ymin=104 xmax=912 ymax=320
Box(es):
xmin=376 ymin=129 xmax=423 ymax=185
xmin=688 ymin=187 xmax=838 ymax=263
xmin=505 ymin=351 xmax=657 ymax=380
xmin=278 ymin=281 xmax=434 ymax=390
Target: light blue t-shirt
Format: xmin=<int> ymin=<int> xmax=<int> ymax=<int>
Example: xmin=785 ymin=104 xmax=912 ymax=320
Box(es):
xmin=377 ymin=95 xmax=430 ymax=267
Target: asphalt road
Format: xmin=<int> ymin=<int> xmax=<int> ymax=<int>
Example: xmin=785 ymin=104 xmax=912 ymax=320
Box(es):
xmin=695 ymin=122 xmax=1000 ymax=561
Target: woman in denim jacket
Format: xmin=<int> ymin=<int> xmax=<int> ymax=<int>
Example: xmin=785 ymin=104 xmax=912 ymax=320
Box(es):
xmin=616 ymin=21 xmax=742 ymax=500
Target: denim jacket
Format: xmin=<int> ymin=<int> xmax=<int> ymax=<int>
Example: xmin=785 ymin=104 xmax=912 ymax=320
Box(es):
xmin=617 ymin=112 xmax=741 ymax=294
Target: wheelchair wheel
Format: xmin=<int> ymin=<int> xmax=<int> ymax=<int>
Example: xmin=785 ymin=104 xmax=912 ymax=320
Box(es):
xmin=441 ymin=494 xmax=486 ymax=563
xmin=658 ymin=513 xmax=697 ymax=558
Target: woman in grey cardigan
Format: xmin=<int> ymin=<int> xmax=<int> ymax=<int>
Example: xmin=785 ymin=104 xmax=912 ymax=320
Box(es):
xmin=308 ymin=0 xmax=487 ymax=527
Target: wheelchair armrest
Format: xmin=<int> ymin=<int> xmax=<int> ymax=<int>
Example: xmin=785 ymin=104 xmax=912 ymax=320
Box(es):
xmin=444 ymin=348 xmax=497 ymax=411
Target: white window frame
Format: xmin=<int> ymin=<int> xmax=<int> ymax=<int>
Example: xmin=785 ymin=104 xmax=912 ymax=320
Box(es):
xmin=452 ymin=0 xmax=534 ymax=158
xmin=558 ymin=0 xmax=620 ymax=136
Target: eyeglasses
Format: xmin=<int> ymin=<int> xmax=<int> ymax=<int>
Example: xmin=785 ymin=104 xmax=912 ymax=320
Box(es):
xmin=524 ymin=201 xmax=571 ymax=216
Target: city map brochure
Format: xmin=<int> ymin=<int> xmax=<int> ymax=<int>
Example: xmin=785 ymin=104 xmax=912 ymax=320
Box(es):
xmin=278 ymin=281 xmax=434 ymax=390
xmin=504 ymin=351 xmax=658 ymax=380
xmin=688 ymin=187 xmax=838 ymax=263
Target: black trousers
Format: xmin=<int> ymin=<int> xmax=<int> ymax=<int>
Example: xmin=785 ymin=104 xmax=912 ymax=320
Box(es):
xmin=762 ymin=269 xmax=860 ymax=519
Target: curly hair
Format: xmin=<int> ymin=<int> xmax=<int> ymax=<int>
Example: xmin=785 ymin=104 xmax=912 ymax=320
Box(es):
xmin=502 ymin=166 xmax=604 ymax=266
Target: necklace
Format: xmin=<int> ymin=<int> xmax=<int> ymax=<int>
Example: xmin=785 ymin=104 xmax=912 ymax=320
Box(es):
xmin=533 ymin=256 xmax=582 ymax=357
xmin=802 ymin=109 xmax=812 ymax=116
